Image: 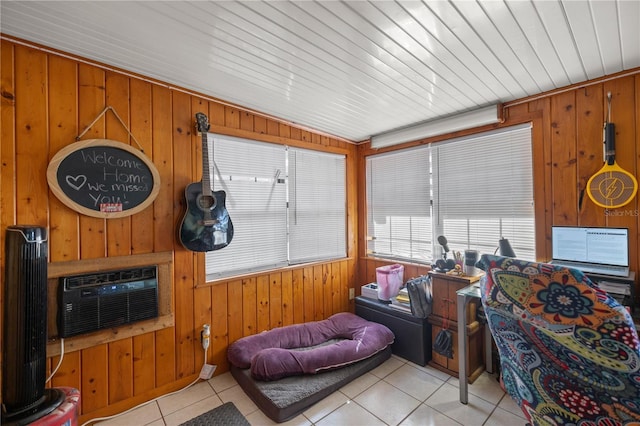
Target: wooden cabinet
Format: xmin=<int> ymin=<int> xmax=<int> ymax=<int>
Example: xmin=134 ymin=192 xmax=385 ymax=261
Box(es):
xmin=428 ymin=272 xmax=484 ymax=383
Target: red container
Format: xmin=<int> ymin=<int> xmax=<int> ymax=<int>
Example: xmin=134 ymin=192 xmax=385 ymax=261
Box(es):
xmin=376 ymin=264 xmax=404 ymax=301
xmin=31 ymin=387 xmax=80 ymax=426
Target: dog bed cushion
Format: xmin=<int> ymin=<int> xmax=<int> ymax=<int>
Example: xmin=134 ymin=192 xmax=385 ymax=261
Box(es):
xmin=231 ymin=344 xmax=391 ymax=423
xmin=227 ymin=312 xmax=394 ymax=381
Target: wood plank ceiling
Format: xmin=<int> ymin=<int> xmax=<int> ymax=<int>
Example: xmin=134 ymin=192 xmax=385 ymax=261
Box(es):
xmin=2 ymin=1 xmax=639 ymax=142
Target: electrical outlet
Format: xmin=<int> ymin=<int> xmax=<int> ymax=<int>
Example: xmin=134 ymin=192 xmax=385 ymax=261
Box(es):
xmin=201 ymin=324 xmax=211 ymax=350
xmin=349 ymin=288 xmax=355 ymax=300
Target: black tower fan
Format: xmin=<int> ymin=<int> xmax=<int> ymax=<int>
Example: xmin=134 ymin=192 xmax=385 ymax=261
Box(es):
xmin=2 ymin=226 xmax=64 ymax=424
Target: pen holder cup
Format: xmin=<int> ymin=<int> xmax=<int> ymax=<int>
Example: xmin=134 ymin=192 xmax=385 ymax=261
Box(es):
xmin=464 ymin=250 xmax=479 ymax=276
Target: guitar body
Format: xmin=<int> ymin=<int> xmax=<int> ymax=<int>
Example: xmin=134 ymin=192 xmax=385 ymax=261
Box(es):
xmin=180 ymin=182 xmax=234 ymax=252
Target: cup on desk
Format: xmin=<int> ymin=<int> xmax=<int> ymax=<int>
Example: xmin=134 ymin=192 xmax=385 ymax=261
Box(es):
xmin=463 ymin=250 xmax=478 ymax=276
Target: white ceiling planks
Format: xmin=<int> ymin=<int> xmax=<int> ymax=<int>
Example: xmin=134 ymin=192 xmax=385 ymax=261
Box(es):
xmin=589 ymin=0 xmax=624 ymax=76
xmin=501 ymin=1 xmax=570 ymax=89
xmin=562 ymin=0 xmax=607 ymax=80
xmin=1 ymin=0 xmax=638 ymax=142
xmin=618 ymin=0 xmax=640 ymax=71
xmin=455 ymin=0 xmax=545 ymax=95
xmin=530 ymin=0 xmax=585 ymax=85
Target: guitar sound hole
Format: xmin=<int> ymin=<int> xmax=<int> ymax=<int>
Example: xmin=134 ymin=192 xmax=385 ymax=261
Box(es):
xmin=197 ymin=194 xmax=217 ymax=210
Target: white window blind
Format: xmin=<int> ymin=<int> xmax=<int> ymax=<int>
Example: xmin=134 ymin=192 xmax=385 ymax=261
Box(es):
xmin=288 ymin=148 xmax=346 ymax=263
xmin=205 ymin=135 xmax=347 ymax=280
xmin=366 ymin=146 xmax=432 ymax=261
xmin=434 ymin=124 xmax=535 ymax=259
xmin=365 ymin=124 xmax=535 ymax=264
xmin=205 ymin=135 xmax=287 ymax=280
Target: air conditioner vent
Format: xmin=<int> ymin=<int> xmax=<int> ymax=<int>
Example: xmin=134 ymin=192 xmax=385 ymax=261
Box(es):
xmin=64 ymin=266 xmax=157 ymax=289
xmin=58 ymin=266 xmax=158 ymax=338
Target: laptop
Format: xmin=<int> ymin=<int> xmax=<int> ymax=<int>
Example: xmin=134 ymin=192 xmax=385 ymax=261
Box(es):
xmin=550 ymin=226 xmax=630 ymax=277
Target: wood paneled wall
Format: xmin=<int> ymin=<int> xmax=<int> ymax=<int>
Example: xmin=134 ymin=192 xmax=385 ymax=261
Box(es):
xmin=357 ymin=70 xmax=640 ymax=308
xmin=3 ymin=36 xmax=640 ymax=421
xmin=0 ymin=39 xmax=357 ymax=421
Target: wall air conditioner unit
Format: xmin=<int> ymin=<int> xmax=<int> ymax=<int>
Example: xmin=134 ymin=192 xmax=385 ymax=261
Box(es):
xmin=58 ymin=266 xmax=159 ymax=338
xmin=371 ymin=104 xmax=502 ymax=149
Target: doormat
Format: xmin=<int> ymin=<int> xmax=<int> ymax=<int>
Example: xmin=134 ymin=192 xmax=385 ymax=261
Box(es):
xmin=179 ymin=401 xmax=250 ymax=426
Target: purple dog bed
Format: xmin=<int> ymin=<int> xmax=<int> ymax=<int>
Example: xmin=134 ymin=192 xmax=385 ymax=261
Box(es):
xmin=228 ymin=312 xmax=394 ymax=381
xmin=227 ymin=312 xmax=394 ymax=422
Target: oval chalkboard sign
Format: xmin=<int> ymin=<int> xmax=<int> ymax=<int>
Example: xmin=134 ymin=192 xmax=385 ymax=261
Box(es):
xmin=47 ymin=139 xmax=160 ymax=218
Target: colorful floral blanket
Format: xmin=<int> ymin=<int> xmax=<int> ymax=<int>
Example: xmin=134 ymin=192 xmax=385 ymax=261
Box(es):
xmin=477 ymin=254 xmax=640 ymax=426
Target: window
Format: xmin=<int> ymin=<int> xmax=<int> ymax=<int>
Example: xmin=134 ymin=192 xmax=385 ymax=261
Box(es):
xmin=366 ymin=146 xmax=432 ymax=261
xmin=205 ymin=136 xmax=287 ymax=279
xmin=434 ymin=125 xmax=534 ymax=259
xmin=288 ymin=148 xmax=346 ymax=264
xmin=366 ymin=124 xmax=534 ymax=263
xmin=205 ymin=135 xmax=346 ymax=280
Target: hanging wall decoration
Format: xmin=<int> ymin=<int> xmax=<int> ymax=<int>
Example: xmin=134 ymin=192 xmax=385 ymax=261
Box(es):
xmin=586 ymin=92 xmax=637 ymax=209
xmin=47 ymin=106 xmax=160 ymax=218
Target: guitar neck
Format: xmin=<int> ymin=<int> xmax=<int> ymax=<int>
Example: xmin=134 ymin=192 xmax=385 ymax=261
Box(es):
xmin=201 ymin=131 xmax=213 ymax=196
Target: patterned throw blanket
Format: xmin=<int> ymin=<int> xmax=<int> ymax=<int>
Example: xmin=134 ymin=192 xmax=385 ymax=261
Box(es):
xmin=477 ymin=254 xmax=640 ymax=426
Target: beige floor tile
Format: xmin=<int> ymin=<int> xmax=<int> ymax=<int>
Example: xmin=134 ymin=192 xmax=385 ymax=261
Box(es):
xmin=315 ymin=400 xmax=387 ymax=426
xmin=484 ymin=406 xmax=528 ymax=426
xmin=162 ymin=395 xmax=222 ymax=426
xmin=208 ymin=371 xmax=239 ymax=393
xmin=339 ymin=371 xmax=380 ymax=399
xmin=244 ymin=408 xmax=277 ymax=426
xmin=144 ymin=353 xmax=517 ymax=426
xmin=497 ymin=393 xmax=526 ymax=419
xmin=467 ymin=373 xmax=505 ymax=405
xmin=425 ymin=382 xmax=495 ymax=426
xmin=302 ymin=390 xmax=350 ymax=424
xmin=157 ymin=380 xmax=216 ymax=416
xmin=445 ymin=371 xmax=505 ymax=404
xmin=95 ymin=400 xmax=162 ymax=425
xmin=354 ymin=380 xmax=421 ymax=425
xmin=244 ymin=408 xmax=312 ymax=426
xmin=218 ymin=384 xmax=259 ymax=416
xmin=399 ymin=403 xmax=462 ymax=426
xmin=369 ymin=356 xmax=405 ymax=379
xmin=384 ymin=363 xmax=446 ymax=401
xmin=413 ymin=363 xmax=454 ymax=382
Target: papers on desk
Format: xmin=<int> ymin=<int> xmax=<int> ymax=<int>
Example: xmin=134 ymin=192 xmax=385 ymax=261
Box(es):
xmin=597 ymin=281 xmax=631 ymax=296
xmin=389 ymin=288 xmax=412 ymax=313
xmin=596 ymin=280 xmax=632 ymax=308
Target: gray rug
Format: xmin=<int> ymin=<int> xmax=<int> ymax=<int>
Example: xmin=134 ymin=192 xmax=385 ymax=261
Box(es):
xmin=179 ymin=402 xmax=250 ymax=426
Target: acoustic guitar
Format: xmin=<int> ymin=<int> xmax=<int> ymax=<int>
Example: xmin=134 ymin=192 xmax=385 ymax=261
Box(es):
xmin=179 ymin=112 xmax=234 ymax=252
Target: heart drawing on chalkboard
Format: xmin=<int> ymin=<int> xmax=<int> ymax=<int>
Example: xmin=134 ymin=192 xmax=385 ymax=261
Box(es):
xmin=66 ymin=175 xmax=87 ymax=191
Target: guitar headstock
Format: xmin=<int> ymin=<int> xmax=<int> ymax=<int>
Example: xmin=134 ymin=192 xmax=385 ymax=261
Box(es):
xmin=195 ymin=112 xmax=210 ymax=134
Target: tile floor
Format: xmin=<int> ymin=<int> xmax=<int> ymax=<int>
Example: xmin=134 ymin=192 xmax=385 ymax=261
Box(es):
xmin=96 ymin=355 xmax=527 ymax=426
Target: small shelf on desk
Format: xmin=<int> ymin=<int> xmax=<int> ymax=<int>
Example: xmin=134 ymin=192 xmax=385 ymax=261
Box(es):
xmin=584 ymin=271 xmax=635 ymax=313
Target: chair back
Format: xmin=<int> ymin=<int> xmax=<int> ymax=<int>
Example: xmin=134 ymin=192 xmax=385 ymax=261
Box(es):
xmin=477 ymin=254 xmax=640 ymax=425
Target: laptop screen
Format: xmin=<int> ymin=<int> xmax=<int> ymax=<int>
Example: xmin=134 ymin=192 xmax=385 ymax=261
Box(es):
xmin=551 ymin=226 xmax=629 ymax=267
